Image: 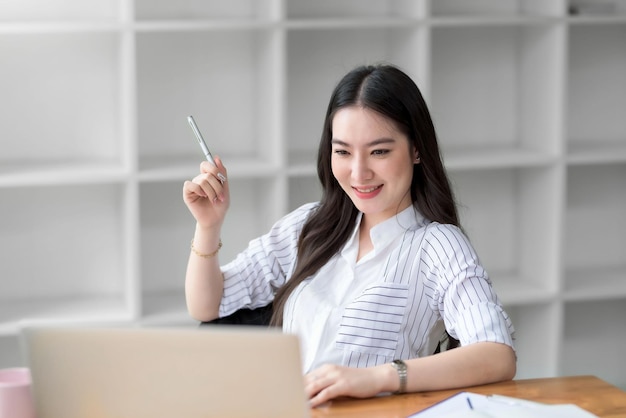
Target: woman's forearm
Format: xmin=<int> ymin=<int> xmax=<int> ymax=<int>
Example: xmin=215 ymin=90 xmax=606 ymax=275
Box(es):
xmin=382 ymin=342 xmax=516 ymax=394
xmin=184 ymin=223 xmax=225 ymax=322
xmin=305 ymin=342 xmax=516 ymax=408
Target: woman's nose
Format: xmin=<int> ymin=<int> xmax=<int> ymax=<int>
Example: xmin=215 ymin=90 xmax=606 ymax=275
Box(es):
xmin=351 ymin=156 xmax=373 ymax=182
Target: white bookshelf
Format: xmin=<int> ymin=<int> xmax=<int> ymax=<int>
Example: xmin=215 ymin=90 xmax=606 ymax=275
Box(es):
xmin=1 ymin=0 xmax=625 ymax=389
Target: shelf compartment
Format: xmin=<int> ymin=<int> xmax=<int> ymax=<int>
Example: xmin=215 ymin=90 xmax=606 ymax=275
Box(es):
xmin=0 ymin=160 xmax=127 ymax=188
xmin=505 ymin=302 xmax=561 ymax=378
xmin=0 ymin=184 xmax=130 ymax=333
xmin=0 ymin=22 xmax=125 ymax=34
xmin=0 ymin=296 xmax=130 ymax=337
xmin=442 ymin=146 xmax=556 ymax=171
xmin=286 ymin=27 xmax=428 ymax=161
xmin=138 ymin=156 xmax=280 ymax=183
xmin=0 ymin=32 xmax=124 ymax=169
xmin=568 ymin=0 xmax=626 ymax=17
xmin=135 ymin=0 xmax=277 ymax=21
xmin=288 ymin=175 xmax=322 ymax=212
xmin=139 ymin=178 xmax=282 ymax=296
xmin=563 ymin=164 xmax=626 ymax=298
xmin=431 ymin=24 xmax=566 ymax=158
xmin=564 ymin=266 xmax=626 ymax=301
xmin=140 ymin=290 xmax=198 ymax=326
xmin=0 ymin=184 xmax=128 ymax=299
xmin=136 ymin=29 xmax=281 ymax=172
xmin=0 ymin=335 xmax=24 ymax=367
xmin=286 ymin=150 xmax=317 ymax=177
xmin=566 ymin=24 xmax=626 ymax=161
xmin=0 ymin=0 xmax=119 ymax=22
xmin=562 ymin=299 xmax=626 ymax=389
xmin=491 ymin=274 xmax=557 ymax=306
xmin=448 ymin=166 xmax=563 ymax=304
xmin=286 ymin=0 xmax=425 ymax=20
xmin=285 ymin=18 xmax=421 ymax=31
xmin=567 ymin=139 xmax=626 ymax=165
xmin=431 ymin=0 xmax=565 ymax=18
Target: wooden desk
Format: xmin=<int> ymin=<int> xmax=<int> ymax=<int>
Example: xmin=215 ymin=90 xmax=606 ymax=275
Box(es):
xmin=311 ymin=375 xmax=626 ymax=418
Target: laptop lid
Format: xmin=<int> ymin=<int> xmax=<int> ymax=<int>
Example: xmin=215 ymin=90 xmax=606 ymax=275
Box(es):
xmin=22 ymin=326 xmax=309 ymax=418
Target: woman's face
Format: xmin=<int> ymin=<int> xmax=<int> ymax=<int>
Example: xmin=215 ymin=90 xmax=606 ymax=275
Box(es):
xmin=331 ymin=106 xmax=417 ymax=227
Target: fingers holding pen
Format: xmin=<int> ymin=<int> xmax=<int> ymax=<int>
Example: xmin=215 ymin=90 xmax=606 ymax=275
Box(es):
xmin=197 ymin=157 xmax=228 ymax=203
xmin=200 ymin=157 xmax=228 ymax=182
xmin=183 ymin=157 xmax=230 ymax=229
xmin=183 ymin=157 xmax=228 ymax=205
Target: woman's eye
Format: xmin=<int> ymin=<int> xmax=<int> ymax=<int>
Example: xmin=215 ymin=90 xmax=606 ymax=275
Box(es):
xmin=372 ymin=149 xmax=390 ymax=156
xmin=333 ymin=149 xmax=349 ymax=156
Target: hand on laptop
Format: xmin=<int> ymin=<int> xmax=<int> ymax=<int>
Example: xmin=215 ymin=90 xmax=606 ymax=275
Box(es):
xmin=305 ymin=363 xmax=394 ymax=408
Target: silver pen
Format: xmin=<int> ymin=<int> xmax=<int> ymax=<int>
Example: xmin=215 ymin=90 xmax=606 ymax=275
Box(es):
xmin=187 ymin=115 xmax=217 ymax=167
xmin=187 ymin=115 xmax=226 ymax=184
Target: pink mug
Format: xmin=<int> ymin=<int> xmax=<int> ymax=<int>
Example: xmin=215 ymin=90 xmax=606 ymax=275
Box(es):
xmin=0 ymin=368 xmax=36 ymax=418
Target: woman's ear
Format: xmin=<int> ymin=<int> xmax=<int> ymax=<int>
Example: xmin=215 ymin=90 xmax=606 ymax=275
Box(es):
xmin=413 ymin=149 xmax=421 ymax=164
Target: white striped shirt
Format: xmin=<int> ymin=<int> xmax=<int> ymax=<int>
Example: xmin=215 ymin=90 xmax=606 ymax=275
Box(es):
xmin=220 ymin=202 xmax=515 ymax=372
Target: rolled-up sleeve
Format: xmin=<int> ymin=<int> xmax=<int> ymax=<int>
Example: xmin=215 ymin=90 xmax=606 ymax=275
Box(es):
xmin=423 ymin=223 xmax=516 ymax=349
xmin=451 ymin=301 xmax=515 ymax=348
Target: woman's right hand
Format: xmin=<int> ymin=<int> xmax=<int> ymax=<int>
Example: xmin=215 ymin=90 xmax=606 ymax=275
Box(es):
xmin=183 ymin=157 xmax=230 ymax=229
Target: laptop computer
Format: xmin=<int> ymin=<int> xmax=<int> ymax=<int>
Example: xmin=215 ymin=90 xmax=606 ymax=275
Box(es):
xmin=21 ymin=326 xmax=310 ymax=418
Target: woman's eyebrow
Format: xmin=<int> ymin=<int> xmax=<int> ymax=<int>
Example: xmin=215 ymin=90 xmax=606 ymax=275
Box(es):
xmin=331 ymin=138 xmax=397 ymax=147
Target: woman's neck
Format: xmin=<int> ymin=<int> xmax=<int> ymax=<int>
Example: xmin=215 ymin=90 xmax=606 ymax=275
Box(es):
xmin=356 ymin=219 xmax=374 ymax=262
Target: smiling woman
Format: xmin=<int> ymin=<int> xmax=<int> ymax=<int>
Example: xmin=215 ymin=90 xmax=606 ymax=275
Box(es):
xmin=183 ymin=63 xmax=516 ymax=408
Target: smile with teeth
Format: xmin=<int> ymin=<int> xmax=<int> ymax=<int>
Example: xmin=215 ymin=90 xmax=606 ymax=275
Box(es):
xmin=354 ymin=185 xmax=382 ymax=193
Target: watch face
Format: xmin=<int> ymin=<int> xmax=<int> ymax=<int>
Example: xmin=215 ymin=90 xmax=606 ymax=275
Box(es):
xmin=393 ymin=360 xmax=406 ymax=370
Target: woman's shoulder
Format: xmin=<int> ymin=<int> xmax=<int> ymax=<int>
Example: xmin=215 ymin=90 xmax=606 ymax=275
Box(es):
xmin=271 ymin=201 xmax=320 ymax=231
xmin=284 ymin=201 xmax=320 ymax=222
xmin=291 ymin=201 xmax=320 ymax=216
xmin=419 ymin=221 xmax=474 ymax=255
xmin=422 ymin=221 xmax=463 ymax=236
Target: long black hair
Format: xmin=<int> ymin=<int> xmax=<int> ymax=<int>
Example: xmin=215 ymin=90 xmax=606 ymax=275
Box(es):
xmin=270 ymin=64 xmax=459 ymax=327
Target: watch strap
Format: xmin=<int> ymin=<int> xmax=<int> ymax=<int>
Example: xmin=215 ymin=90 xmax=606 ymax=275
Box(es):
xmin=391 ymin=359 xmax=407 ymax=394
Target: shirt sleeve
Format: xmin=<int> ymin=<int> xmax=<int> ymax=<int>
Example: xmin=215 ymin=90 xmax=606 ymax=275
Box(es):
xmin=422 ymin=223 xmax=516 ymax=349
xmin=218 ymin=202 xmax=317 ymax=318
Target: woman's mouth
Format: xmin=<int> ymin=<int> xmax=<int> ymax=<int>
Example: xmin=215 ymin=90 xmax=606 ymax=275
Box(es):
xmin=352 ymin=185 xmax=383 ymax=199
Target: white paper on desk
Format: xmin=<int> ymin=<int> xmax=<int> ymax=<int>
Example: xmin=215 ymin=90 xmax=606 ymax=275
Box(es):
xmin=407 ymin=391 xmax=599 ymax=418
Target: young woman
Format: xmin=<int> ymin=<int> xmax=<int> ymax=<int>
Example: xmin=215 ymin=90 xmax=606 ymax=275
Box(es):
xmin=183 ymin=64 xmax=516 ymax=407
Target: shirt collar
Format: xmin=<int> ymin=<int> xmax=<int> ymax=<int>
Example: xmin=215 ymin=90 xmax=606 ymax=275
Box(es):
xmin=369 ymin=205 xmax=428 ymax=249
xmin=341 ymin=205 xmax=429 ymax=261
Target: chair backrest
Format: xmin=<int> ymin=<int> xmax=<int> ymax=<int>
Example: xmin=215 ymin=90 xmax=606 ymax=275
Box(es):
xmin=200 ymin=303 xmax=273 ymax=327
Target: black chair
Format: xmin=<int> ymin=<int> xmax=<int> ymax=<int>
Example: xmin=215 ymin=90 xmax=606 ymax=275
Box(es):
xmin=199 ymin=303 xmax=273 ymax=327
xmin=434 ymin=332 xmax=460 ymax=354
